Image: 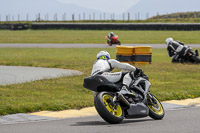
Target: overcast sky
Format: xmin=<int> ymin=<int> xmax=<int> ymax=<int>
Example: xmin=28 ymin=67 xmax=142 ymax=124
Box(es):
xmin=0 ymin=0 xmax=199 ymax=21
xmin=57 ymin=0 xmax=141 ymax=14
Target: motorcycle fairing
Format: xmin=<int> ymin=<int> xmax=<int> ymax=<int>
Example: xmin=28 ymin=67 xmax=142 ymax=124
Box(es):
xmin=126 ymin=103 xmax=149 ymax=118
xmin=83 ymin=75 xmax=120 ymax=92
xmin=130 ymin=77 xmax=151 ymax=96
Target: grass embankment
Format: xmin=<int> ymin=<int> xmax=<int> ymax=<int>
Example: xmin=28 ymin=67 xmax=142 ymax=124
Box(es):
xmin=0 ymin=48 xmax=200 ymax=115
xmin=0 ymin=30 xmax=200 ymax=44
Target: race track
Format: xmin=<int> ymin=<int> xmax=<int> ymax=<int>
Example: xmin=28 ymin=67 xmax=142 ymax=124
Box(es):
xmin=1 ymin=43 xmax=200 ymax=133
xmin=1 ymin=43 xmax=200 ymax=48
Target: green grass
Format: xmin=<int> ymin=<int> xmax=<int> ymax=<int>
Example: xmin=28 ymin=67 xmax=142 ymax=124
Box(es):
xmin=0 ymin=30 xmax=200 ymax=44
xmin=1 ymin=48 xmax=200 ymax=115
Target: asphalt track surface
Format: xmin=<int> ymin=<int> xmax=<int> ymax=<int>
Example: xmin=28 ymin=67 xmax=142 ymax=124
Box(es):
xmin=0 ymin=66 xmax=83 ymax=85
xmin=0 ymin=106 xmax=200 ymax=133
xmin=1 ymin=43 xmax=200 ymax=48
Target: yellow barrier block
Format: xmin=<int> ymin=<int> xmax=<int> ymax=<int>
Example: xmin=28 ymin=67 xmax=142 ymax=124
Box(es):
xmin=133 ymin=61 xmax=151 ymax=65
xmin=133 ymin=46 xmax=152 ymax=55
xmin=116 ymin=45 xmax=134 ymax=55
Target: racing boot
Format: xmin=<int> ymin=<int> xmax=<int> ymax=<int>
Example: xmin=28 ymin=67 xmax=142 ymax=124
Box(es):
xmin=195 ymin=50 xmax=199 ymax=56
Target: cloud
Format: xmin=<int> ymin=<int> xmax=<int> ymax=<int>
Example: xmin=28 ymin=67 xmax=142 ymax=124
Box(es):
xmin=57 ymin=0 xmax=141 ymax=14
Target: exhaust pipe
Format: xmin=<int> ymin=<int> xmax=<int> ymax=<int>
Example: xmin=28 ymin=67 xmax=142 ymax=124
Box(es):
xmin=117 ymin=92 xmax=130 ymax=108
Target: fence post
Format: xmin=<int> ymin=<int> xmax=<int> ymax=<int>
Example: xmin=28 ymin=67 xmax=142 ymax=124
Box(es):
xmin=79 ymin=14 xmax=81 ymax=21
xmin=128 ymin=12 xmax=130 ymax=21
xmin=47 ymin=13 xmax=49 ymax=21
xmin=26 ymin=14 xmax=29 ymax=21
xmin=89 ymin=14 xmax=91 ymax=20
xmin=18 ymin=14 xmax=20 ymax=21
xmin=93 ymin=12 xmax=95 ymax=20
xmin=83 ymin=13 xmax=85 ymax=21
xmin=146 ymin=13 xmax=149 ymax=19
xmin=72 ymin=13 xmax=74 ymax=21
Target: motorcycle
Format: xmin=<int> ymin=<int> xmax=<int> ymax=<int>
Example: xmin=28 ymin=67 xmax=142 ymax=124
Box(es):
xmin=173 ymin=48 xmax=200 ymax=64
xmin=105 ymin=35 xmax=121 ymax=46
xmin=83 ymin=71 xmax=165 ymax=124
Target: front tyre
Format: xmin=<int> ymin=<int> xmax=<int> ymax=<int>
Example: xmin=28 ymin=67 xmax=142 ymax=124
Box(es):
xmin=147 ymin=93 xmax=165 ymax=120
xmin=94 ymin=92 xmax=124 ymax=124
xmin=117 ymin=41 xmax=121 ymax=45
xmin=107 ymin=40 xmax=112 ymax=46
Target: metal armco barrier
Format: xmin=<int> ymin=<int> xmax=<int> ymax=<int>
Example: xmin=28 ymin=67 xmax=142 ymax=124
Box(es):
xmin=116 ymin=46 xmax=152 ymax=65
xmin=31 ymin=23 xmax=200 ymax=30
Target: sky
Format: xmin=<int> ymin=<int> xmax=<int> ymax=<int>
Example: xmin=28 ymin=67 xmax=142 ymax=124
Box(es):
xmin=57 ymin=0 xmax=141 ymax=14
xmin=0 ymin=0 xmax=200 ymax=21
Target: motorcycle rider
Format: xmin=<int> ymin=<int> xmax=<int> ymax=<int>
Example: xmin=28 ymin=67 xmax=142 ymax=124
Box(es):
xmin=165 ymin=37 xmax=198 ymax=63
xmin=107 ymin=32 xmax=115 ymax=44
xmin=91 ymin=51 xmax=142 ymax=96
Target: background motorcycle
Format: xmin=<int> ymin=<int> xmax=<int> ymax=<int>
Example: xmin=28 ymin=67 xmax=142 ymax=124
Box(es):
xmin=173 ymin=48 xmax=200 ymax=64
xmin=183 ymin=49 xmax=200 ymax=63
xmin=105 ymin=35 xmax=121 ymax=46
xmin=83 ymin=71 xmax=165 ymax=124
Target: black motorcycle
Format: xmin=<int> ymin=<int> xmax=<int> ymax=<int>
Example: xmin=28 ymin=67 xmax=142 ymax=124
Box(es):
xmin=172 ymin=48 xmax=200 ymax=64
xmin=83 ymin=71 xmax=165 ymax=124
xmin=182 ymin=49 xmax=200 ymax=64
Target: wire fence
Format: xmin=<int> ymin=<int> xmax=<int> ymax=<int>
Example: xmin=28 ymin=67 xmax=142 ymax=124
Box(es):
xmin=0 ymin=12 xmax=153 ymax=22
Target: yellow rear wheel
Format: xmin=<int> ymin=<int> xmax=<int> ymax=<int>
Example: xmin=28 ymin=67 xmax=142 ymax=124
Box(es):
xmin=95 ymin=92 xmax=124 ymax=124
xmin=102 ymin=94 xmax=122 ymax=117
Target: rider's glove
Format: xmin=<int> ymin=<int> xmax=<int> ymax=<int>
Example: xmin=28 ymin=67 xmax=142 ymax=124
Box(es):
xmin=134 ymin=68 xmax=142 ymax=76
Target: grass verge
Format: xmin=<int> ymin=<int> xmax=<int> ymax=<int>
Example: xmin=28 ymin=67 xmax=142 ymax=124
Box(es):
xmin=0 ymin=48 xmax=200 ymax=115
xmin=0 ymin=30 xmax=200 ymax=44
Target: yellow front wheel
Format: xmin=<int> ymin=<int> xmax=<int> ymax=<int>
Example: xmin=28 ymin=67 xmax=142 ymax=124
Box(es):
xmin=147 ymin=93 xmax=165 ymax=120
xmin=94 ymin=92 xmax=124 ymax=124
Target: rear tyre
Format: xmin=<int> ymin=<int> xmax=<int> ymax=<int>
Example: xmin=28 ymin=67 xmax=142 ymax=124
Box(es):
xmin=94 ymin=92 xmax=124 ymax=124
xmin=147 ymin=93 xmax=165 ymax=120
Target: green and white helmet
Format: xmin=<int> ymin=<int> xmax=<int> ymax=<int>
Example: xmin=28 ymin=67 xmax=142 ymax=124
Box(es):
xmin=97 ymin=51 xmax=111 ymax=60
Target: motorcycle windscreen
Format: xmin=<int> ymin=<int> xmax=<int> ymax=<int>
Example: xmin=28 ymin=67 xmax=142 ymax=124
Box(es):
xmin=83 ymin=75 xmax=120 ymax=92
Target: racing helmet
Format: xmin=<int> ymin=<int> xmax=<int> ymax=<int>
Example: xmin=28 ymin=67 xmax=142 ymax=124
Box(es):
xmin=97 ymin=51 xmax=111 ymax=60
xmin=165 ymin=37 xmax=173 ymax=45
xmin=110 ymin=32 xmax=114 ymax=36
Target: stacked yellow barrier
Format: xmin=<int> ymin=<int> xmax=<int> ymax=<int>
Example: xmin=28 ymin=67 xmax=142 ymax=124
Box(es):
xmin=133 ymin=46 xmax=152 ymax=65
xmin=116 ymin=45 xmax=134 ymax=64
xmin=116 ymin=46 xmax=152 ymax=65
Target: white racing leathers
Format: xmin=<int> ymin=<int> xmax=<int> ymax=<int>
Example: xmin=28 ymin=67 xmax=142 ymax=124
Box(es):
xmin=167 ymin=40 xmax=190 ymax=61
xmin=91 ymin=59 xmax=136 ymax=88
